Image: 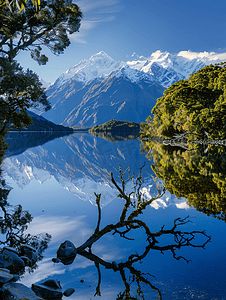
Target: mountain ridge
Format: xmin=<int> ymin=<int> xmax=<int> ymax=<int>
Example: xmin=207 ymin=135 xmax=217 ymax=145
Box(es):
xmin=47 ymin=49 xmax=226 ymax=88
xmin=40 ymin=50 xmax=226 ymax=127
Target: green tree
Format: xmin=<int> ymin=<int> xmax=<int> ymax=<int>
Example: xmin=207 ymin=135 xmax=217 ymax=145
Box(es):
xmin=0 ymin=0 xmax=82 ymax=131
xmin=0 ymin=0 xmax=82 ymax=64
xmin=145 ymin=63 xmax=226 ymax=140
xmin=0 ymin=58 xmax=50 ymax=133
xmin=4 ymin=0 xmax=41 ymax=13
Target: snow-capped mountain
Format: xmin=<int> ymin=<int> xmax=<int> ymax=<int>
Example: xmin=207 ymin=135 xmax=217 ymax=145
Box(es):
xmin=126 ymin=51 xmax=205 ymax=87
xmin=43 ymin=55 xmax=164 ymax=126
xmin=126 ymin=50 xmax=226 ymax=87
xmin=50 ymin=50 xmax=225 ymax=88
xmin=54 ymin=51 xmax=124 ymax=86
xmin=41 ymin=50 xmax=226 ymax=127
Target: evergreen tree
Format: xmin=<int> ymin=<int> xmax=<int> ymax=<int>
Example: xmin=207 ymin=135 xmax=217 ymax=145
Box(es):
xmin=0 ymin=0 xmax=82 ymax=130
xmin=0 ymin=58 xmax=50 ymax=132
xmin=3 ymin=0 xmax=41 ymax=13
xmin=0 ymin=0 xmax=82 ymax=64
xmin=144 ymin=62 xmax=226 ymax=139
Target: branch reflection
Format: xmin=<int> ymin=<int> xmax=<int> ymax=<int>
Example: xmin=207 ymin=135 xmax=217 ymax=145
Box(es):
xmin=54 ymin=166 xmax=211 ymax=300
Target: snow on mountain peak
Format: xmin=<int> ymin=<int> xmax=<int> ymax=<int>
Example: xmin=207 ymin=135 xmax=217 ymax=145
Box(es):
xmin=114 ymin=65 xmax=154 ymax=83
xmin=149 ymin=50 xmax=171 ymax=63
xmin=126 ymin=50 xmax=211 ymax=87
xmin=54 ymin=51 xmax=123 ymax=86
xmin=89 ymin=50 xmax=114 ymax=65
xmin=51 ymin=49 xmax=226 ymax=89
xmin=131 ymin=52 xmax=147 ymax=61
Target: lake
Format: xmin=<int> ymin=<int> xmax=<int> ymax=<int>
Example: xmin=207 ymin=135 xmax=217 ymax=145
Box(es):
xmin=1 ymin=131 xmax=226 ymax=300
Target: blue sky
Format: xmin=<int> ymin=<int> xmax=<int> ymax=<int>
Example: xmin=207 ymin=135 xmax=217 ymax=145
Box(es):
xmin=17 ymin=0 xmax=226 ymax=83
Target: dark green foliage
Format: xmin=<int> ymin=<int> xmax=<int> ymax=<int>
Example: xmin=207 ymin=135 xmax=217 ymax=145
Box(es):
xmin=0 ymin=0 xmax=82 ymax=63
xmin=0 ymin=0 xmax=82 ymax=132
xmin=0 ymin=59 xmax=50 ymax=131
xmin=9 ymin=111 xmax=73 ymax=132
xmin=144 ymin=62 xmax=226 ymax=140
xmin=89 ymin=120 xmax=140 ymax=142
xmin=90 ymin=119 xmax=140 ymax=135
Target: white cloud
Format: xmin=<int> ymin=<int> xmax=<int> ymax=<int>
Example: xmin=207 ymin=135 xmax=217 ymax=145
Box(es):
xmin=70 ymin=20 xmax=99 ymax=43
xmin=76 ymin=0 xmax=123 ymax=14
xmin=178 ymin=50 xmax=226 ymax=63
xmin=176 ymin=202 xmax=190 ymax=209
xmin=70 ymin=0 xmax=124 ymax=43
xmin=26 ymin=215 xmax=93 ymax=245
xmin=21 ymin=258 xmax=66 ymax=286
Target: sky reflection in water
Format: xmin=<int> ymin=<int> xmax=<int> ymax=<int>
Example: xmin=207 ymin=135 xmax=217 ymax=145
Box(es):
xmin=2 ymin=133 xmax=226 ymax=299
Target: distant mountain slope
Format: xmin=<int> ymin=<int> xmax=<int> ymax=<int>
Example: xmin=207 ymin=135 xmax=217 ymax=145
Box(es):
xmin=62 ymin=75 xmax=164 ymax=127
xmin=41 ymin=50 xmax=226 ymax=127
xmin=9 ymin=111 xmax=74 ymax=132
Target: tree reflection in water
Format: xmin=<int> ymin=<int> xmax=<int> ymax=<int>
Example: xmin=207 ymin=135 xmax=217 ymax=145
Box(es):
xmin=0 ymin=168 xmax=51 ymax=274
xmin=55 ymin=165 xmax=211 ymax=300
xmin=141 ymin=137 xmax=226 ymax=221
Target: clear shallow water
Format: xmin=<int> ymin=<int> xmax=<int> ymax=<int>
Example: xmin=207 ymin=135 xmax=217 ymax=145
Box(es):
xmin=2 ymin=132 xmax=226 ymax=300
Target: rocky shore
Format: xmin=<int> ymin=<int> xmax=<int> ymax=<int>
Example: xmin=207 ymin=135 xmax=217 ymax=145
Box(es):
xmin=0 ymin=241 xmax=76 ymax=299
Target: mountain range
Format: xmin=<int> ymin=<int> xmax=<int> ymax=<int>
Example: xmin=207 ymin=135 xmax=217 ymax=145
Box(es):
xmin=41 ymin=50 xmax=225 ymax=127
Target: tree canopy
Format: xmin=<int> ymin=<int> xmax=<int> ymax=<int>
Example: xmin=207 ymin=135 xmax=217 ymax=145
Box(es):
xmin=3 ymin=0 xmax=41 ymax=13
xmin=145 ymin=62 xmax=226 ymax=140
xmin=0 ymin=58 xmax=50 ymax=133
xmin=0 ymin=0 xmax=82 ymax=131
xmin=0 ymin=0 xmax=82 ymax=64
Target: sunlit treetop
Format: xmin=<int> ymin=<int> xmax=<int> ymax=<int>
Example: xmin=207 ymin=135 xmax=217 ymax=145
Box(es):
xmin=3 ymin=0 xmax=41 ymax=13
xmin=144 ymin=62 xmax=226 ymax=140
xmin=0 ymin=0 xmax=82 ymax=64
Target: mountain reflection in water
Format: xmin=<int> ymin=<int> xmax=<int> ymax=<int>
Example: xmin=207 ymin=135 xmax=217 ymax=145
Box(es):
xmin=1 ymin=132 xmax=226 ymax=299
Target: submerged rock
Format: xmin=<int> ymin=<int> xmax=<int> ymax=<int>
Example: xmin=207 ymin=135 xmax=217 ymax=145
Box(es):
xmin=0 ymin=268 xmax=14 ymax=284
xmin=57 ymin=240 xmax=77 ymax=265
xmin=19 ymin=245 xmax=38 ymax=265
xmin=32 ymin=279 xmax=62 ymax=299
xmin=63 ymin=287 xmax=75 ymax=297
xmin=52 ymin=257 xmax=61 ymax=263
xmin=20 ymin=255 xmax=32 ymax=266
xmin=3 ymin=247 xmax=18 ymax=255
xmin=2 ymin=282 xmax=43 ymax=299
xmin=41 ymin=279 xmax=61 ymax=289
xmin=11 ymin=274 xmax=20 ymax=282
xmin=0 ymin=249 xmax=25 ymax=273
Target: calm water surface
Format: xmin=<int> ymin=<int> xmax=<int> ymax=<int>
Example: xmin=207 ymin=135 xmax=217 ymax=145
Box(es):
xmin=2 ymin=132 xmax=226 ymax=300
